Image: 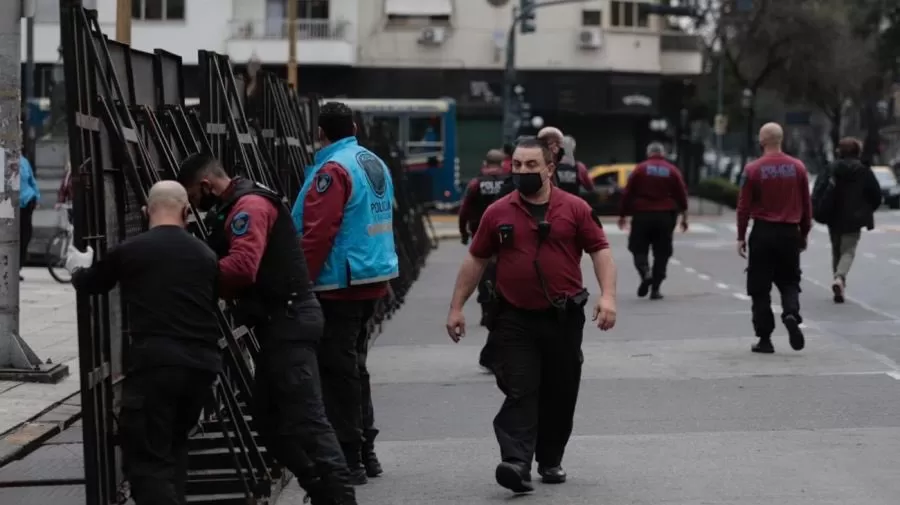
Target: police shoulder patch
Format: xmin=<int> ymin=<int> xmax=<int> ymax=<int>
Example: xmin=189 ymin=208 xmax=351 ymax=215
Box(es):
xmin=230 ymin=211 xmax=250 ymax=237
xmin=315 ymin=172 xmax=332 ymax=193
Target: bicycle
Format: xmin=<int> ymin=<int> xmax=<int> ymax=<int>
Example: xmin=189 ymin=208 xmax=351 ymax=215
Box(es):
xmin=46 ymin=204 xmax=73 ymax=284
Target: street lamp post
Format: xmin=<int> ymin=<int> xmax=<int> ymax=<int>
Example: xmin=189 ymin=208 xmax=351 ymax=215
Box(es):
xmin=502 ymin=0 xmax=590 ymax=144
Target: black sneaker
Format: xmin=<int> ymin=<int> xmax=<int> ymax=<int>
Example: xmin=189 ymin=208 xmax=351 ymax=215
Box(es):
xmin=495 ymin=462 xmax=533 ymax=493
xmin=649 ymin=290 xmax=663 ymax=300
xmin=751 ymin=338 xmax=774 ymax=354
xmin=783 ymin=314 xmax=805 ymax=351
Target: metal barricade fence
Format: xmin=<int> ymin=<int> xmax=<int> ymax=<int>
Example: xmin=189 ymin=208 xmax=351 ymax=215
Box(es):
xmin=59 ymin=1 xmax=435 ymax=504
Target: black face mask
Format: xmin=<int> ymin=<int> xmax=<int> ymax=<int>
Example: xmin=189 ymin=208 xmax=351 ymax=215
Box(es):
xmin=513 ymin=172 xmax=544 ymax=196
xmin=196 ymin=187 xmax=219 ymax=212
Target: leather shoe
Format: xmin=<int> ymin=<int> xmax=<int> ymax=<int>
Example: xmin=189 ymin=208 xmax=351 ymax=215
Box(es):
xmin=495 ymin=461 xmax=533 ymax=493
xmin=538 ymin=465 xmax=567 ymax=484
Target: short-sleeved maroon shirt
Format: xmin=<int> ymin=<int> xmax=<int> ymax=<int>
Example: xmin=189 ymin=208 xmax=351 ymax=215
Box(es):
xmin=469 ymin=188 xmax=609 ymax=310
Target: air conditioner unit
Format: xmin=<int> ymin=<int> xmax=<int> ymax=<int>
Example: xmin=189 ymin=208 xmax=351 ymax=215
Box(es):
xmin=578 ymin=28 xmax=602 ymax=50
xmin=418 ymin=26 xmax=446 ymax=46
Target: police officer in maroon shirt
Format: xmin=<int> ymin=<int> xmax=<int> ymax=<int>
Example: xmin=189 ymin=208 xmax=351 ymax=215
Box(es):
xmin=736 ymin=122 xmax=812 ymax=354
xmin=177 ymin=154 xmax=357 ymax=505
xmin=617 ymin=142 xmax=689 ymax=299
xmin=458 ymin=149 xmax=513 ymax=326
xmin=445 ymin=137 xmax=618 ymax=494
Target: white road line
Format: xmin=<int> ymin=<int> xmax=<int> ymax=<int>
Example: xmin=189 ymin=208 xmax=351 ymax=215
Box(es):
xmin=863 ymin=252 xmax=877 ymax=259
xmin=732 ymin=293 xmax=750 ymax=301
xmin=684 ymin=267 xmax=696 ymax=274
xmin=697 ymin=274 xmax=710 ymax=280
xmin=670 ymin=258 xmax=681 ymax=265
xmin=889 ymin=258 xmax=900 ymax=266
xmin=886 ymin=371 xmax=900 ymax=381
xmin=715 ymin=282 xmax=729 ymax=290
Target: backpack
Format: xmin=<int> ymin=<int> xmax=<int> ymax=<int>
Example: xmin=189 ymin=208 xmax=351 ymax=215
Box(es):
xmin=812 ymin=176 xmax=836 ymax=224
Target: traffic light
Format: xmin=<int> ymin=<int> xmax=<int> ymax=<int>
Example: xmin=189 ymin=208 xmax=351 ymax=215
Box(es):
xmin=520 ymin=0 xmax=536 ymax=34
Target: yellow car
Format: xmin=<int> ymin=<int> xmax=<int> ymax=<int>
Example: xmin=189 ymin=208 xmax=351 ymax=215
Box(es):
xmin=587 ymin=163 xmax=634 ymax=213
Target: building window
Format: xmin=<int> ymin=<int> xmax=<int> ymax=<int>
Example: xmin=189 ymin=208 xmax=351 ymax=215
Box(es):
xmin=385 ymin=0 xmax=452 ymax=25
xmin=610 ymin=1 xmax=651 ymax=28
xmin=132 ymin=0 xmax=185 ymax=21
xmin=581 ymin=10 xmax=602 ymax=27
xmin=298 ymin=0 xmax=329 ymax=20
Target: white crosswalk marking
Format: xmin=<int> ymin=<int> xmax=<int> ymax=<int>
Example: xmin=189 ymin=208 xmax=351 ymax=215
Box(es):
xmin=603 ymin=223 xmax=717 ymax=235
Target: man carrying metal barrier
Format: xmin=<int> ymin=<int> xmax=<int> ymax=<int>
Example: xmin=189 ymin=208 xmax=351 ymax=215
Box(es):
xmin=65 ymin=181 xmax=222 ymax=505
xmin=176 ymin=154 xmax=357 ymax=505
xmin=292 ymin=101 xmax=399 ymax=485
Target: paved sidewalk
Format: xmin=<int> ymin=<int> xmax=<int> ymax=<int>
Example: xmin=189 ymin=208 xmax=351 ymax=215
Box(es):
xmin=0 ymin=267 xmax=79 ymax=437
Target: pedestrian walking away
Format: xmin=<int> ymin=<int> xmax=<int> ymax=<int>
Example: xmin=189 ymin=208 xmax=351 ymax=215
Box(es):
xmin=177 ymin=153 xmax=357 ymax=505
xmin=811 ymin=136 xmax=881 ymax=303
xmin=736 ymin=122 xmax=811 ymax=354
xmin=446 ymin=136 xmax=618 ymax=495
xmin=617 ymin=142 xmax=688 ymax=299
xmin=66 ymin=181 xmax=222 ymax=505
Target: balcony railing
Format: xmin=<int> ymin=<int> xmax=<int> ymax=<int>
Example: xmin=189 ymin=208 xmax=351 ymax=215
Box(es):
xmin=229 ymin=18 xmax=351 ymax=41
xmin=660 ymin=33 xmax=703 ymax=52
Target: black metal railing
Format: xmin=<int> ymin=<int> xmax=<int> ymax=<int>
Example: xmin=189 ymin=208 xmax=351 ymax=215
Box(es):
xmin=59 ymin=0 xmax=435 ymax=503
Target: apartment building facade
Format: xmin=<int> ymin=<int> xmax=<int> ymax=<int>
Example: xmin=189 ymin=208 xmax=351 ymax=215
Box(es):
xmin=26 ymin=0 xmax=703 ymax=162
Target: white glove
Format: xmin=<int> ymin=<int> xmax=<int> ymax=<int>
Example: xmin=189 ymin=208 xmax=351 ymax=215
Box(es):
xmin=65 ymin=245 xmax=95 ymax=273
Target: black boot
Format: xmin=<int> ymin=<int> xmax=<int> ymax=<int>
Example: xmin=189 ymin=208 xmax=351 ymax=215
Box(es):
xmin=751 ymin=336 xmax=774 ymax=354
xmin=495 ymin=461 xmax=533 ymax=493
xmin=783 ymin=314 xmax=805 ymax=351
xmin=537 ymin=464 xmax=567 ymax=484
xmin=649 ymin=281 xmax=663 ymax=300
xmin=304 ymin=478 xmax=358 ymax=505
xmin=362 ymin=429 xmax=383 ymax=478
xmin=340 ymin=443 xmax=367 ymax=485
xmin=637 ymin=271 xmax=652 ymax=298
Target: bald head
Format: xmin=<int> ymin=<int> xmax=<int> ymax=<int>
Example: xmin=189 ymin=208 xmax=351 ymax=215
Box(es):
xmin=537 ymin=126 xmax=565 ymax=158
xmin=759 ymin=122 xmax=784 ymax=151
xmin=537 ymin=127 xmax=564 ymax=143
xmin=146 ymin=180 xmax=190 ymax=228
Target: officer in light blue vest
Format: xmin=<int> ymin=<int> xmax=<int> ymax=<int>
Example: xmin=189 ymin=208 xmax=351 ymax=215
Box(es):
xmin=291 ymin=101 xmax=398 ymax=486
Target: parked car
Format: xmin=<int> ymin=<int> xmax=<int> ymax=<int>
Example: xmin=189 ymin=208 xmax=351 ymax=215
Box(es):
xmin=872 ymin=165 xmax=900 ymax=209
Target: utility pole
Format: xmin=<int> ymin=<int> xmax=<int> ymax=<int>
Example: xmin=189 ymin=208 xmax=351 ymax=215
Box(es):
xmin=23 ymin=0 xmax=35 ymax=167
xmin=287 ymin=0 xmax=298 ymax=88
xmin=116 ymin=0 xmax=132 ymax=44
xmin=0 ymin=1 xmax=68 ymax=382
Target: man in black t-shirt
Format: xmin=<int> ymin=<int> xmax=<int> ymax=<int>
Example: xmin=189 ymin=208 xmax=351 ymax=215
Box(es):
xmin=66 ymin=181 xmax=221 ymax=505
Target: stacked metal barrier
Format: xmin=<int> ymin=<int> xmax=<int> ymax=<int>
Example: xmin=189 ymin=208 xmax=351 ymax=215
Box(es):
xmin=59 ymin=1 xmax=434 ymax=503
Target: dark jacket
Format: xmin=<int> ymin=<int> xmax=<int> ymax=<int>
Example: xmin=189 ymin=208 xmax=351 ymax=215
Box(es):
xmin=818 ymin=158 xmax=882 ymax=233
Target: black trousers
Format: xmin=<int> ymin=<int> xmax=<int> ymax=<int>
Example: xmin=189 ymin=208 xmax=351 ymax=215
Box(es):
xmin=253 ymin=310 xmax=353 ymax=495
xmin=318 ymin=299 xmax=378 ymax=448
xmin=746 ymin=221 xmax=803 ymax=337
xmin=119 ymin=366 xmax=216 ymax=505
xmin=482 ymin=303 xmax=585 ymax=467
xmin=627 ymin=211 xmax=677 ymax=284
xmin=20 ymin=199 xmax=35 ymax=266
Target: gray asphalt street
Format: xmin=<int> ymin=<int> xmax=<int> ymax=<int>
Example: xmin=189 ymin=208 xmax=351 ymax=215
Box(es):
xmin=279 ymin=211 xmax=900 ymax=505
